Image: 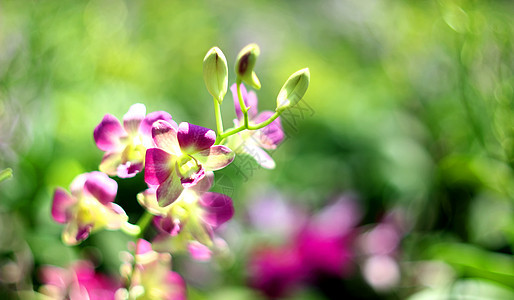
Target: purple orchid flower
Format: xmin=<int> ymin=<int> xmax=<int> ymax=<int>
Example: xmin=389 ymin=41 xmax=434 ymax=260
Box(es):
xmin=144 ymin=121 xmax=235 ymax=207
xmin=226 ymin=83 xmax=284 ymax=169
xmin=138 ymin=173 xmax=234 ymax=260
xmin=94 ymin=103 xmax=176 ymax=178
xmin=39 ymin=261 xmax=119 ymax=300
xmin=52 ymin=171 xmax=129 ymax=245
xmin=119 ymin=239 xmax=186 ymax=300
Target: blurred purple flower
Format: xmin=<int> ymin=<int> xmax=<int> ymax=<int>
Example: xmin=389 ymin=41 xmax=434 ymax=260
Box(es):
xmin=247 ymin=194 xmax=362 ymax=297
xmin=226 ymin=83 xmax=284 ymax=169
xmin=144 ymin=121 xmax=234 ymax=206
xmin=39 ymin=261 xmax=119 ymax=300
xmin=94 ymin=103 xmax=175 ymax=178
xmin=358 ymin=208 xmax=409 ymax=291
xmin=248 ymin=245 xmax=306 ymax=299
xmin=52 ymin=171 xmax=129 ymax=245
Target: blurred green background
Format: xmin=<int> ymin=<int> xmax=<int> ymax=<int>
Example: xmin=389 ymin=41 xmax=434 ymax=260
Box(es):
xmin=0 ymin=0 xmax=513 ymax=299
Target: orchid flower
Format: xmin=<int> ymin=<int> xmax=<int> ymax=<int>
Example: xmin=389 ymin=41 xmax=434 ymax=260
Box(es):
xmin=52 ymin=171 xmax=131 ymax=245
xmin=225 ymin=83 xmax=284 ymax=169
xmin=117 ymin=239 xmax=186 ymax=300
xmin=144 ymin=121 xmax=234 ymax=207
xmin=39 ymin=261 xmax=119 ymax=300
xmin=94 ymin=103 xmax=176 ymax=178
xmin=138 ymin=172 xmax=234 ymax=260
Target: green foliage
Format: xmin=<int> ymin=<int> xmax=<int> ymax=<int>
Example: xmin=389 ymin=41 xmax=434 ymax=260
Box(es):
xmin=0 ymin=0 xmax=513 ymax=299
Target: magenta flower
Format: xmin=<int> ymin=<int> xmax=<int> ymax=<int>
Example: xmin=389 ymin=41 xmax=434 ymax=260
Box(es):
xmin=119 ymin=239 xmax=186 ymax=300
xmin=247 ymin=195 xmax=361 ymax=297
xmin=226 ymin=83 xmax=284 ymax=169
xmin=39 ymin=261 xmax=119 ymax=300
xmin=138 ymin=173 xmax=234 ymax=260
xmin=248 ymin=245 xmax=306 ymax=299
xmin=52 ymin=171 xmax=129 ymax=245
xmin=94 ymin=103 xmax=176 ymax=178
xmin=144 ymin=121 xmax=235 ymax=206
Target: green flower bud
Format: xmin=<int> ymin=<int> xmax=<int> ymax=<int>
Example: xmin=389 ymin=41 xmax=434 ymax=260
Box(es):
xmin=203 ymin=47 xmax=228 ymax=103
xmin=235 ymin=43 xmax=261 ymax=90
xmin=276 ymin=68 xmax=310 ymax=112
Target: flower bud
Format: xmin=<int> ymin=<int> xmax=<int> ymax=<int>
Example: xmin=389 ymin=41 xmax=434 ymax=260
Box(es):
xmin=203 ymin=47 xmax=228 ymax=103
xmin=276 ymin=68 xmax=310 ymax=112
xmin=235 ymin=43 xmax=261 ymax=90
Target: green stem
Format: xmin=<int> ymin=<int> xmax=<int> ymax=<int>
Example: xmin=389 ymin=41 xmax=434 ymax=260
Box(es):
xmin=236 ymin=78 xmax=250 ymax=128
xmin=247 ymin=111 xmax=281 ymax=130
xmin=213 ymin=97 xmax=224 ymax=144
xmin=135 ymin=211 xmax=153 ymax=240
xmin=214 ymin=80 xmax=283 ymax=145
xmin=219 ymin=124 xmax=246 ymax=140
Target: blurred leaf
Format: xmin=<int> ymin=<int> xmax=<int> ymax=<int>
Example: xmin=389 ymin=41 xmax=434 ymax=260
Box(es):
xmin=408 ymin=278 xmax=514 ymax=300
xmin=428 ymin=242 xmax=514 ymax=287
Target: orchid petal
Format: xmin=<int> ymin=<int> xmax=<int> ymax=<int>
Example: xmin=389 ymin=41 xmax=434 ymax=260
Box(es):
xmin=144 ymin=148 xmax=174 ymax=185
xmin=123 ymin=103 xmax=146 ymax=135
xmin=188 ymin=220 xmax=213 ymax=247
xmin=70 ymin=174 xmax=88 ymax=198
xmin=190 ymin=171 xmax=214 ymax=195
xmin=240 ymin=142 xmax=276 ymax=169
xmin=137 ymin=187 xmax=168 ymax=215
xmin=136 ymin=239 xmax=153 ymax=255
xmin=152 ymin=121 xmax=181 ymax=155
xmin=254 ymin=111 xmax=284 ymax=148
xmin=94 ymin=114 xmax=126 ymax=152
xmin=177 ymin=122 xmax=216 ymax=154
xmin=117 ymin=161 xmax=144 ymax=178
xmin=62 ymin=223 xmax=92 ymax=246
xmin=156 ymin=173 xmax=184 ymax=207
xmin=199 ymin=192 xmax=234 ymax=228
xmin=140 ymin=111 xmax=177 ymax=148
xmin=164 ymin=272 xmax=187 ymax=300
xmin=52 ymin=188 xmax=76 ymax=223
xmin=188 ymin=241 xmax=212 ymax=262
xmin=104 ymin=203 xmax=129 ymax=229
xmin=153 ymin=216 xmax=181 ymax=236
xmin=99 ymin=152 xmax=122 ymax=177
xmin=180 ymin=168 xmax=206 ymax=189
xmin=83 ymin=172 xmax=118 ymax=204
xmin=194 ymin=145 xmax=235 ymax=171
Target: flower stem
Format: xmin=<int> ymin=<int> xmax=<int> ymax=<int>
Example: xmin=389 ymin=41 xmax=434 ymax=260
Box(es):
xmin=217 ymin=111 xmax=282 ymax=143
xmin=236 ymin=78 xmax=250 ymax=128
xmin=213 ymin=97 xmax=224 ymax=144
xmin=135 ymin=211 xmax=153 ymax=240
xmin=247 ymin=111 xmax=281 ymax=130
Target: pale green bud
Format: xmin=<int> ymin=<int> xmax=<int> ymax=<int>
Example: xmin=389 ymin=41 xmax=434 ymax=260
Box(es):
xmin=203 ymin=47 xmax=228 ymax=103
xmin=235 ymin=43 xmax=261 ymax=90
xmin=276 ymin=68 xmax=310 ymax=112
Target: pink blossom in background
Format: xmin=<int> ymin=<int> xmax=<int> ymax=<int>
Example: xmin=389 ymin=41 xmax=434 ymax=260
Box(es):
xmin=39 ymin=261 xmax=119 ymax=300
xmin=247 ymin=194 xmax=362 ymax=298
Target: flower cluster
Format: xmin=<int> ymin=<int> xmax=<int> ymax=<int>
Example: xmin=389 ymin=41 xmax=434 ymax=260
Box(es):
xmin=49 ymin=44 xmax=310 ymax=299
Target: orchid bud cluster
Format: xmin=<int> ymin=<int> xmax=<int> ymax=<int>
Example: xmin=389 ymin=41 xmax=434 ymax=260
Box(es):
xmin=48 ymin=44 xmax=310 ymax=299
